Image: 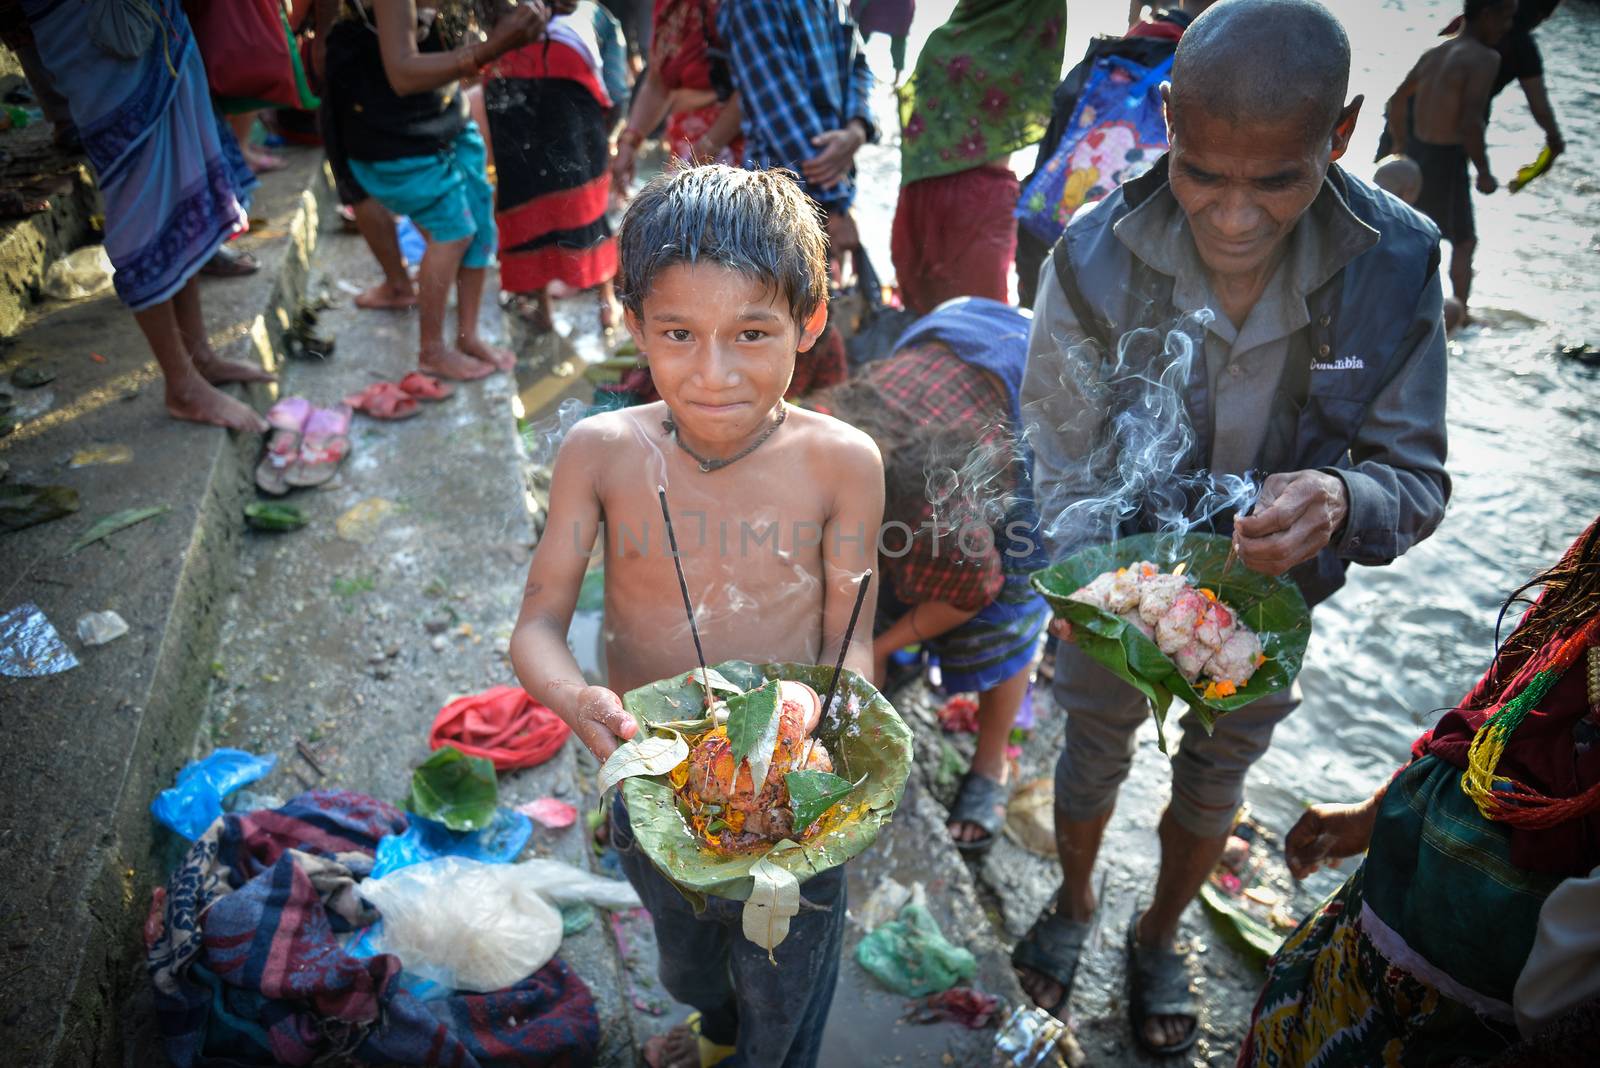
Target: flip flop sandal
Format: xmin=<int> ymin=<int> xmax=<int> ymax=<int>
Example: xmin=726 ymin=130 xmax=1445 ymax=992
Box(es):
xmin=201 ymin=245 xmax=260 ymax=277
xmin=1126 ymin=913 xmax=1200 ymax=1057
xmin=285 ymin=404 xmax=352 ymax=488
xmin=398 ymin=371 xmax=454 ymax=401
xmin=948 ymin=771 xmax=1008 ymax=854
xmin=344 ymin=382 xmax=419 ymax=420
xmin=642 ymin=1011 xmax=735 ymax=1068
xmin=254 ymin=396 xmax=312 ymax=496
xmin=1011 ymin=903 xmax=1093 ymax=1019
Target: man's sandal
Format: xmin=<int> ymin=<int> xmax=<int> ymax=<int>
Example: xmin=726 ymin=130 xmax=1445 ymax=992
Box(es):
xmin=1011 ymin=903 xmax=1093 ymax=1018
xmin=948 ymin=771 xmax=1008 ymax=854
xmin=1126 ymin=913 xmax=1200 ymax=1056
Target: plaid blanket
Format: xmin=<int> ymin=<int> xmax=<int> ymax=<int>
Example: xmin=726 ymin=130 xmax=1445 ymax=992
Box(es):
xmin=146 ymin=789 xmax=600 ymax=1067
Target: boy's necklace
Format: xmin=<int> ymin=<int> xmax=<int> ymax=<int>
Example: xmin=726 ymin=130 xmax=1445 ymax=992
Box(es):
xmin=662 ymin=405 xmax=787 ymax=473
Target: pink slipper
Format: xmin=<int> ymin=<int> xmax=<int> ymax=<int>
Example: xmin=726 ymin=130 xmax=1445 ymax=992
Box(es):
xmin=285 ymin=404 xmax=352 ymax=488
xmin=255 ymin=396 xmax=312 ymax=496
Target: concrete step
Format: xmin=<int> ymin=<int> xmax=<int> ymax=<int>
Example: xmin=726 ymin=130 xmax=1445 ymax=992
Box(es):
xmin=189 ymin=217 xmax=634 ymax=1065
xmin=0 ymin=146 xmax=324 ymax=1066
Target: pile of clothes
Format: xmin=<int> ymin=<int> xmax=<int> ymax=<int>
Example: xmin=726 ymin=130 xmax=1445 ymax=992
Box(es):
xmin=145 ymin=789 xmax=600 ymax=1067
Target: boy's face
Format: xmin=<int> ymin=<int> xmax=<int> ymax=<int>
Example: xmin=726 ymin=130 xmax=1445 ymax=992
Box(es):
xmin=627 ymin=262 xmax=826 ymax=448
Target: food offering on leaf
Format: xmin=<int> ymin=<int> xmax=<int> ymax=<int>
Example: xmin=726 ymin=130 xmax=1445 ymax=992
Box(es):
xmin=1030 ymin=533 xmax=1311 ymax=738
xmin=1070 ymin=561 xmax=1267 ymax=699
xmin=677 ymin=680 xmax=844 ymax=851
xmin=602 ymin=660 xmax=913 ymax=955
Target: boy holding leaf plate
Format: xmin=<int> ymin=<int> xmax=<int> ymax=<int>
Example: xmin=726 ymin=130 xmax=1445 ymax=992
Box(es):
xmin=511 ymin=165 xmax=884 ymax=1068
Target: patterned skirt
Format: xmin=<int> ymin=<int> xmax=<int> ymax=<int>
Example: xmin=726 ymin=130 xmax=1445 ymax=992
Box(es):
xmin=1241 ymin=756 xmax=1559 ymax=1067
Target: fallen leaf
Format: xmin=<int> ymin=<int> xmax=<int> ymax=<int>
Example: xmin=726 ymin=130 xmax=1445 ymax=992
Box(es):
xmin=335 ymin=497 xmax=395 ymax=542
xmin=1004 ymin=777 xmax=1057 ymax=857
xmin=67 ymin=505 xmax=169 ymax=554
xmin=1198 ymin=882 xmax=1282 ymax=966
xmin=69 ymin=444 xmax=133 ymax=468
xmin=742 ymin=852 xmax=800 ymax=960
xmin=90 ymin=352 xmax=106 ymax=363
xmin=1244 ymin=885 xmax=1282 ymax=908
xmin=518 ymin=797 xmax=578 ymax=829
xmin=596 ymin=732 xmax=688 ymax=797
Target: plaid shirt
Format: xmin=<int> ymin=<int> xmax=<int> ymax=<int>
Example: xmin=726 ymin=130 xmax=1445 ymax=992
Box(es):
xmin=870 ymin=343 xmax=1014 ymax=612
xmin=719 ymin=0 xmax=876 ymax=212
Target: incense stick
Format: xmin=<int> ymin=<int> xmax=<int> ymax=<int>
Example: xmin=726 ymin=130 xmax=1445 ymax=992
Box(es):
xmin=658 ymin=487 xmax=711 ymax=707
xmin=821 ymin=569 xmax=873 ymax=716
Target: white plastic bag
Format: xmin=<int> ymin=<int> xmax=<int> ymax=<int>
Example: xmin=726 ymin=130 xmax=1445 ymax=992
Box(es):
xmin=359 ymin=855 xmax=640 ymax=993
xmin=43 ymin=246 xmax=115 ymax=301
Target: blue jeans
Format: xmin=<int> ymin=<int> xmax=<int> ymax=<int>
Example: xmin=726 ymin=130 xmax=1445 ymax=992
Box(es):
xmin=610 ymin=798 xmax=846 ymax=1068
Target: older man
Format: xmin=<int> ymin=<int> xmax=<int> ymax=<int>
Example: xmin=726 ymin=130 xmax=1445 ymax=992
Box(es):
xmin=1015 ymin=0 xmax=1450 ymax=1055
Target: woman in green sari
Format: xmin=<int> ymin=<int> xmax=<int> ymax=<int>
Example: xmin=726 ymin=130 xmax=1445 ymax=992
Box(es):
xmin=1243 ymin=517 xmax=1600 ymax=1067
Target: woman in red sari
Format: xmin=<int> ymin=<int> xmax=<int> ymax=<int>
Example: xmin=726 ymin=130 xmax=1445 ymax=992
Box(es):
xmin=610 ymin=0 xmax=742 ymax=191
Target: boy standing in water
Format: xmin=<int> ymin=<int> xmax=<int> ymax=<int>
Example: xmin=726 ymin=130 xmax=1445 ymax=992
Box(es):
xmin=1386 ymin=0 xmax=1516 ymax=321
xmin=510 ymin=165 xmax=882 ymax=1068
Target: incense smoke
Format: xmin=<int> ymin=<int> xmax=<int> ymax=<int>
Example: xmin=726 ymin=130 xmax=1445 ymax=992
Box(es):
xmin=1024 ymin=308 xmax=1258 ymax=559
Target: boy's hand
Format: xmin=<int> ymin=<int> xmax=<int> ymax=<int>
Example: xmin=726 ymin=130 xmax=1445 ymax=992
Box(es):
xmin=1476 ymin=170 xmax=1498 ymax=195
xmin=1048 ymin=618 xmax=1073 ymax=641
xmin=573 ymin=685 xmax=638 ymax=759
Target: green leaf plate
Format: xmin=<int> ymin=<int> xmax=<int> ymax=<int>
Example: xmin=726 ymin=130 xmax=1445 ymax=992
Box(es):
xmin=619 ymin=661 xmax=913 ymax=907
xmin=1030 ymin=533 xmax=1310 ymax=737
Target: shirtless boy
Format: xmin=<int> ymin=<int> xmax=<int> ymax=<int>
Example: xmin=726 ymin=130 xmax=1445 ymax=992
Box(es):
xmin=1386 ymin=0 xmax=1516 ymax=319
xmin=510 ymin=165 xmax=882 ymax=1068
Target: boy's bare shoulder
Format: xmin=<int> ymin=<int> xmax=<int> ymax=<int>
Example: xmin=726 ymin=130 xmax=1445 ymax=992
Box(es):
xmin=786 ymin=405 xmax=882 ymax=470
xmin=557 ymin=402 xmax=668 ymax=460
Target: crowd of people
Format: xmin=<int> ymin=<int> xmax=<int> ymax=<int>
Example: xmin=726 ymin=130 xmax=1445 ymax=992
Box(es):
xmin=11 ymin=0 xmax=1596 ymax=1064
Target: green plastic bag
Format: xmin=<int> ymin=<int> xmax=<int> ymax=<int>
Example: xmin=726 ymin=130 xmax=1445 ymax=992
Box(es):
xmin=855 ymin=902 xmax=976 ymax=997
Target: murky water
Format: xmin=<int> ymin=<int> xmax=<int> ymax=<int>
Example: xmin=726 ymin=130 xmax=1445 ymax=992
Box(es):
xmin=853 ymin=1 xmax=1600 ymax=844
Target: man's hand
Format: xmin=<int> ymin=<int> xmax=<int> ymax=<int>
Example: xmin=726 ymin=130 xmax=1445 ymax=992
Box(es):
xmin=1232 ymin=470 xmax=1349 ymax=576
xmin=488 ymin=1 xmax=550 ymax=56
xmin=571 ymin=684 xmax=637 ymax=760
xmin=1547 ymin=131 xmax=1566 ymax=161
xmin=1048 ymin=618 xmax=1074 ymax=642
xmin=1284 ymin=795 xmax=1381 ymax=880
xmin=1476 ymin=170 xmax=1499 ymax=195
xmin=803 ymin=120 xmax=868 ymax=189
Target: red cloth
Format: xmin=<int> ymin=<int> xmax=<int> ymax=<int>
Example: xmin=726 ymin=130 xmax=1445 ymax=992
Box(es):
xmin=1415 ymin=520 xmax=1600 ymax=876
xmin=652 ymin=0 xmax=719 ymax=93
xmin=891 ymin=162 xmax=1019 ymax=315
xmin=429 ymin=686 xmax=571 ymax=771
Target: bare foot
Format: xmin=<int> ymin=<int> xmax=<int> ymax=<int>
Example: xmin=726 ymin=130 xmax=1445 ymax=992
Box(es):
xmin=420 ymin=344 xmax=494 ymax=382
xmin=165 ymin=376 xmax=269 ymax=432
xmin=599 ymin=292 xmax=623 ymax=332
xmin=510 ymin=294 xmax=554 ymax=332
xmin=642 ymin=1026 xmax=701 ymax=1068
xmin=193 ymin=352 xmax=276 ymax=385
xmin=354 ymin=280 xmax=418 ymax=311
xmin=243 ymin=145 xmax=287 ymax=173
xmin=459 ymin=333 xmax=515 ymax=372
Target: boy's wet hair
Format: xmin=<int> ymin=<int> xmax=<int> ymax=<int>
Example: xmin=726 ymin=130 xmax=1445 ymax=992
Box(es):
xmin=617 ymin=164 xmax=829 ymax=328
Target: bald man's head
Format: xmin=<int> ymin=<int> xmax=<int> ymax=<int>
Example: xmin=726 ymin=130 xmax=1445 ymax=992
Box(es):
xmin=1170 ymin=0 xmax=1352 ymax=146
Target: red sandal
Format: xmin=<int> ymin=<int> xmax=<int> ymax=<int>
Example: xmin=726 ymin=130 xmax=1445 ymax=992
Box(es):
xmin=343 ymin=381 xmax=420 ymax=420
xmin=398 ymin=371 xmax=454 ymax=401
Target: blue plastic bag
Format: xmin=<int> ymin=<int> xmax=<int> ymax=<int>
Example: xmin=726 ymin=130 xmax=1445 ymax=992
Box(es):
xmin=1016 ymin=54 xmax=1174 ymax=245
xmin=395 ymin=216 xmax=426 ymax=267
xmin=150 ymin=748 xmax=278 ymax=839
xmin=370 ymin=807 xmax=533 ymax=879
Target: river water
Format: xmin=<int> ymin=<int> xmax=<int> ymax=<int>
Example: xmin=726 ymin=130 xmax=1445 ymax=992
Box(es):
xmin=851 ymin=0 xmax=1600 ymax=842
